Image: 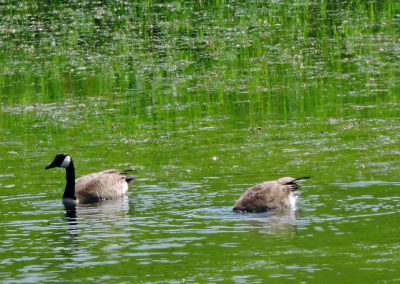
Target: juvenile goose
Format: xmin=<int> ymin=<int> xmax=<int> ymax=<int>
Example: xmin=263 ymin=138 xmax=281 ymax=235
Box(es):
xmin=45 ymin=153 xmax=136 ymax=204
xmin=233 ymin=177 xmax=310 ymax=212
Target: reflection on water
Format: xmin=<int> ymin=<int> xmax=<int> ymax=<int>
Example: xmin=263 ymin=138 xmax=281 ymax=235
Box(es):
xmin=237 ymin=208 xmax=300 ymax=238
xmin=191 ymin=206 xmax=297 ymax=222
xmin=62 ymin=196 xmax=132 ymax=241
xmin=190 ymin=206 xmax=299 ymax=237
xmin=62 ymin=196 xmax=132 ymax=238
xmin=1 ymin=0 xmax=400 ymax=282
xmin=65 ymin=195 xmax=131 ymax=218
xmin=1 ymin=180 xmax=400 ymax=282
xmin=64 ymin=203 xmax=77 ymax=221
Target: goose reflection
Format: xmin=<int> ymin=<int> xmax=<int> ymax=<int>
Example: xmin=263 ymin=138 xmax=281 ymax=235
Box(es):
xmin=63 ymin=195 xmax=132 ymax=243
xmin=64 ymin=195 xmax=131 ymax=221
xmin=243 ymin=207 xmax=301 ymax=237
xmin=64 ymin=202 xmax=77 ymax=221
xmin=55 ymin=196 xmax=133 ymax=268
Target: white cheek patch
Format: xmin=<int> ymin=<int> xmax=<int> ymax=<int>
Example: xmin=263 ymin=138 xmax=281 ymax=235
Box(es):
xmin=61 ymin=156 xmax=71 ymax=168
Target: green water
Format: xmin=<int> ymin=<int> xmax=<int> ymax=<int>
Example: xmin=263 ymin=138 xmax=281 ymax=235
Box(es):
xmin=1 ymin=0 xmax=400 ymax=282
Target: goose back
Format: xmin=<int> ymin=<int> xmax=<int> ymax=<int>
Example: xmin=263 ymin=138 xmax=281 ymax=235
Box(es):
xmin=75 ymin=170 xmax=133 ymax=203
xmin=233 ymin=177 xmax=308 ymax=212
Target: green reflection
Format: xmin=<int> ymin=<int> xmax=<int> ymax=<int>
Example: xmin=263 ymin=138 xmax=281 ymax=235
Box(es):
xmin=1 ymin=0 xmax=400 ymax=283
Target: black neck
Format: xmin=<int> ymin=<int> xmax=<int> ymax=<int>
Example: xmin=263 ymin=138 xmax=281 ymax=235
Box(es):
xmin=63 ymin=160 xmax=76 ymax=200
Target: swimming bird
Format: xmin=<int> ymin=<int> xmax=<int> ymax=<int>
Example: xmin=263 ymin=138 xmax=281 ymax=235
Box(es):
xmin=45 ymin=153 xmax=136 ymax=204
xmin=233 ymin=177 xmax=310 ymax=212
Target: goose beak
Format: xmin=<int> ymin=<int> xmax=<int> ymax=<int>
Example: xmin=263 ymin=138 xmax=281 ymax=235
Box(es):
xmin=45 ymin=162 xmax=56 ymax=169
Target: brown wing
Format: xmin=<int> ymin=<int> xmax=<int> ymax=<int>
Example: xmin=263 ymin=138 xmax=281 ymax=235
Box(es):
xmin=233 ymin=181 xmax=292 ymax=212
xmin=75 ymin=170 xmax=129 ymax=203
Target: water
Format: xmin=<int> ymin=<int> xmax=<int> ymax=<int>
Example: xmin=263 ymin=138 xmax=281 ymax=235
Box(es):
xmin=1 ymin=0 xmax=400 ymax=282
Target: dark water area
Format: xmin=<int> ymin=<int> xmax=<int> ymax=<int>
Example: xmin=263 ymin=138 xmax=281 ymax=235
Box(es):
xmin=1 ymin=0 xmax=400 ymax=282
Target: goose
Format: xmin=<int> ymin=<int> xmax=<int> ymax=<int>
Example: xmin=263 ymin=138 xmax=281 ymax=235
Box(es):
xmin=233 ymin=177 xmax=310 ymax=212
xmin=45 ymin=153 xmax=136 ymax=204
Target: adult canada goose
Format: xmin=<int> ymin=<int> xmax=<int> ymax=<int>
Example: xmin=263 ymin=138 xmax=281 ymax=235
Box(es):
xmin=45 ymin=153 xmax=136 ymax=204
xmin=233 ymin=177 xmax=310 ymax=213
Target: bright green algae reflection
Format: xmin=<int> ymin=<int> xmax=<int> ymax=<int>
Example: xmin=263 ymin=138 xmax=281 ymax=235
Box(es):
xmin=1 ymin=0 xmax=400 ymax=283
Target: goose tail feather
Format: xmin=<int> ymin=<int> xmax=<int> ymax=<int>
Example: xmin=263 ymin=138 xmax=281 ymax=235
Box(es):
xmin=126 ymin=175 xmax=136 ymax=184
xmin=292 ymin=176 xmax=311 ymax=183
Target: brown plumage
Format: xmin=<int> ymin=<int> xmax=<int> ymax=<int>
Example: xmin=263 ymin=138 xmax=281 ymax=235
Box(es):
xmin=75 ymin=170 xmax=134 ymax=203
xmin=233 ymin=177 xmax=309 ymax=213
xmin=45 ymin=154 xmax=136 ymax=204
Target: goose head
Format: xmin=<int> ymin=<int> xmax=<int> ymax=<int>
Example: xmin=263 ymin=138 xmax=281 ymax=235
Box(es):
xmin=45 ymin=153 xmax=72 ymax=169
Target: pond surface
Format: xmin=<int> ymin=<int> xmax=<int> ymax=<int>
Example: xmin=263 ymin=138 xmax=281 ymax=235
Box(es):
xmin=1 ymin=0 xmax=400 ymax=282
